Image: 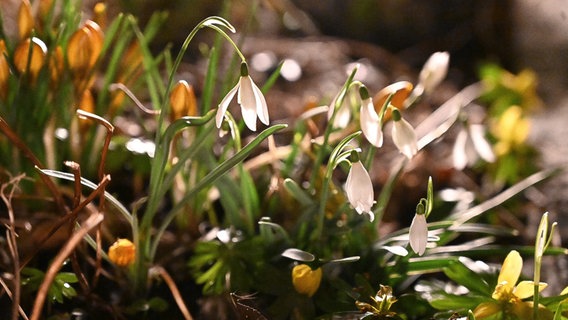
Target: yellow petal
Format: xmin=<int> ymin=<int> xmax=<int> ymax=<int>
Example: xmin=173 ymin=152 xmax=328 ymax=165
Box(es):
xmin=108 ymin=238 xmax=136 ymax=267
xmin=170 ymin=80 xmax=197 ymax=121
xmin=0 ymin=40 xmax=9 ymax=99
xmin=292 ymin=264 xmax=322 ymax=297
xmin=497 ymin=250 xmax=522 ymax=288
xmin=514 ymin=281 xmax=547 ymax=299
xmin=14 ymin=37 xmax=47 ymax=81
xmin=373 ymin=81 xmax=413 ymax=120
xmin=18 ymin=0 xmax=34 ymax=40
xmin=473 ymin=301 xmax=501 ymax=319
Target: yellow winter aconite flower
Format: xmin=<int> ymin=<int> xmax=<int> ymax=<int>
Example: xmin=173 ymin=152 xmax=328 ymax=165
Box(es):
xmin=491 ymin=106 xmax=530 ymax=156
xmin=108 ymin=239 xmax=136 ymax=267
xmin=292 ymin=264 xmax=322 ymax=297
xmin=473 ymin=250 xmax=548 ymax=319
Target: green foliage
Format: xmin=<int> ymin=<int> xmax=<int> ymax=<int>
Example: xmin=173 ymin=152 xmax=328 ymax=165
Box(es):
xmin=21 ymin=268 xmax=78 ymax=304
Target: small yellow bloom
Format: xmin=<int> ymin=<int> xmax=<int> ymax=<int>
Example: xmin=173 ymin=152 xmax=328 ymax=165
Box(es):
xmin=474 ymin=250 xmax=547 ymax=319
xmin=491 ymin=106 xmax=530 ymax=156
xmin=292 ymin=264 xmax=322 ymax=297
xmin=108 ymin=238 xmax=136 ymax=267
xmin=170 ymin=80 xmax=198 ymax=121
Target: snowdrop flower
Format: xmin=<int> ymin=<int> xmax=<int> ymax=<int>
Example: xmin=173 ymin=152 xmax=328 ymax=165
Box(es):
xmin=326 ymin=89 xmax=351 ymax=129
xmin=215 ymin=62 xmax=269 ymax=131
xmin=416 ymin=51 xmax=449 ymax=96
xmin=453 ymin=124 xmax=495 ymax=170
xmin=359 ymin=86 xmax=383 ymax=147
xmin=391 ymin=109 xmax=417 ymax=159
xmin=409 ymin=212 xmax=427 ymax=256
xmin=345 ymin=160 xmax=375 ymax=221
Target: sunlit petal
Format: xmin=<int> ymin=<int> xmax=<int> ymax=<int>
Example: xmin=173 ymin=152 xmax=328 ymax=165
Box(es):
xmin=360 ymin=98 xmax=383 ymax=147
xmin=469 ymin=124 xmax=495 ymax=163
xmin=473 ymin=301 xmax=501 ymax=319
xmin=345 ymin=161 xmax=374 ymax=219
xmin=497 ymin=250 xmax=522 ymax=289
xmin=409 ymin=214 xmax=428 ymax=256
xmin=452 ymin=128 xmax=469 ymax=170
xmin=251 ymin=79 xmax=269 ymax=125
xmin=392 ymin=116 xmax=418 ymax=159
xmin=418 ymin=51 xmax=449 ymax=95
xmin=514 ymin=281 xmax=547 ymax=299
xmin=215 ymin=83 xmax=239 ymax=128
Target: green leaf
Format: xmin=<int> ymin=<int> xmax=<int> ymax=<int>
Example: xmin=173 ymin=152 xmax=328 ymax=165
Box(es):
xmin=283 ymin=178 xmax=314 ymax=206
xmin=443 ymin=260 xmax=492 ymax=296
xmin=429 ymin=292 xmax=487 ymax=311
xmin=282 ymin=248 xmax=315 ymax=262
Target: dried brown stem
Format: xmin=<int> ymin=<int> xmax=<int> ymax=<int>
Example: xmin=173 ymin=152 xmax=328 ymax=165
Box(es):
xmin=0 ymin=117 xmax=67 ymax=213
xmin=75 ymin=110 xmax=114 ymax=287
xmin=151 ymin=266 xmax=193 ymax=320
xmin=0 ymin=278 xmax=29 ymax=320
xmin=1 ymin=174 xmax=25 ymax=320
xmin=62 ymin=161 xmax=90 ymax=292
xmin=19 ymin=175 xmax=111 ymax=270
xmin=109 ymin=83 xmax=161 ymax=115
xmin=29 ymin=212 xmax=104 ymax=320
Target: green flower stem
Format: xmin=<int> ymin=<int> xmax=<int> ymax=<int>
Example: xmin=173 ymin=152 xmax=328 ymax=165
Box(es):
xmin=314 ymin=131 xmax=361 ymax=242
xmin=308 ymin=66 xmax=358 ymax=191
xmin=149 ymin=124 xmax=287 ymax=260
xmin=140 ymin=110 xmax=216 ymax=235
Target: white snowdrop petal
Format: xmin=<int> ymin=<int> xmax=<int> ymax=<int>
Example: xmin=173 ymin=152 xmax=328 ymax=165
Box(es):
xmin=216 ymin=83 xmax=239 ymax=128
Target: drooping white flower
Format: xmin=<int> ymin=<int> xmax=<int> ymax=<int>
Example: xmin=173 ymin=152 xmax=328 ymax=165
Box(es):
xmin=326 ymin=90 xmax=351 ymax=129
xmin=345 ymin=160 xmax=375 ymax=221
xmin=391 ymin=109 xmax=417 ymax=159
xmin=359 ymin=86 xmax=383 ymax=147
xmin=453 ymin=124 xmax=495 ymax=170
xmin=409 ymin=213 xmax=427 ymax=256
xmin=416 ymin=51 xmax=449 ymax=96
xmin=215 ymin=62 xmax=269 ymax=131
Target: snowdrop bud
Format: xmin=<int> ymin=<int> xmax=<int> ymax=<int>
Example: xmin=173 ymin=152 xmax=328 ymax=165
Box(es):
xmin=391 ymin=109 xmax=418 ymax=159
xmin=359 ymin=86 xmax=383 ymax=147
xmin=345 ymin=160 xmax=375 ymax=221
xmin=418 ymin=51 xmax=449 ymax=95
xmin=409 ymin=213 xmax=427 ymax=256
xmin=292 ymin=264 xmax=322 ymax=297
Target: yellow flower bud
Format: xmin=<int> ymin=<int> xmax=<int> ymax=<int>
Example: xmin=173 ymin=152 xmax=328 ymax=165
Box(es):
xmin=38 ymin=0 xmax=54 ymax=21
xmin=49 ymin=46 xmax=64 ymax=88
xmin=0 ymin=40 xmax=10 ymax=100
xmin=14 ymin=37 xmax=47 ymax=83
xmin=373 ymin=81 xmax=413 ymax=121
xmin=18 ymin=0 xmax=34 ymax=40
xmin=67 ymin=21 xmax=103 ymax=89
xmin=108 ymin=238 xmax=136 ymax=267
xmin=291 ymin=264 xmax=322 ymax=297
xmin=170 ymin=80 xmax=197 ymax=121
xmin=93 ymin=2 xmax=107 ymax=30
